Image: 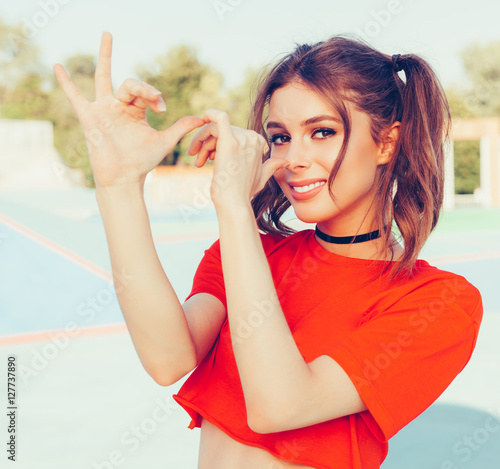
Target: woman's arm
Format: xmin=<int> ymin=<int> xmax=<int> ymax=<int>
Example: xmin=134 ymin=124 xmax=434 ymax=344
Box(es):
xmin=53 ymin=33 xmax=220 ymax=385
xmin=95 ymin=182 xmax=226 ymax=385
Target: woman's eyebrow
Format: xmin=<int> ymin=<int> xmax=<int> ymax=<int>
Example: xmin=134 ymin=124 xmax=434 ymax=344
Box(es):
xmin=266 ymin=121 xmax=287 ymax=130
xmin=266 ymin=115 xmax=341 ymax=130
xmin=302 ymin=115 xmax=341 ymax=126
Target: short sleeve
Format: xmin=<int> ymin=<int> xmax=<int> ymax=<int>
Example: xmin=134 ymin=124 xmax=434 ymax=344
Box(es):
xmin=184 ymin=232 xmax=284 ymax=310
xmin=324 ymin=275 xmax=483 ymax=441
xmin=184 ymin=238 xmax=227 ymax=309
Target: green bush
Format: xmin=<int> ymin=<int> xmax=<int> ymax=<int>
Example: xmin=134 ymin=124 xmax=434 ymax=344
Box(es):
xmin=454 ymin=140 xmax=480 ymax=194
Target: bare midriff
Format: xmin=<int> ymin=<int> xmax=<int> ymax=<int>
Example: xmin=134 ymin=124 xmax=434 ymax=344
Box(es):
xmin=197 ymin=417 xmax=315 ymax=469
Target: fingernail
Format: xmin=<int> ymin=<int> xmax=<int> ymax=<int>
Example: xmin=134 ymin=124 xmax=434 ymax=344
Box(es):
xmin=157 ymin=97 xmax=166 ymax=112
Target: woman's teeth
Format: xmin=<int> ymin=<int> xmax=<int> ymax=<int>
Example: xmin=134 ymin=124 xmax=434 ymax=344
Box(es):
xmin=292 ymin=181 xmax=325 ymax=193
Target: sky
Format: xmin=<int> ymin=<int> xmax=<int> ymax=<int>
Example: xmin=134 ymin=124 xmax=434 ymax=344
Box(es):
xmin=1 ymin=0 xmax=500 ymax=93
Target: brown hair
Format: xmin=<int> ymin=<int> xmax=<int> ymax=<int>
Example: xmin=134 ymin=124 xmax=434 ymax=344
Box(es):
xmin=248 ymin=35 xmax=451 ymax=283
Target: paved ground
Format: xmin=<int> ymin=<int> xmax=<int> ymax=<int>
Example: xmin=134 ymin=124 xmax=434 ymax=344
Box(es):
xmin=0 ymin=188 xmax=499 ymax=469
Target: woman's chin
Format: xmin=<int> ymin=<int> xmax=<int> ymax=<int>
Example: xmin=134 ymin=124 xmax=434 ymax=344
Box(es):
xmin=291 ymin=206 xmax=337 ymax=225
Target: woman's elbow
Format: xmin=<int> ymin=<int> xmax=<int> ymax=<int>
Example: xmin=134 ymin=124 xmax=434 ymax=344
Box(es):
xmin=247 ymin=413 xmax=273 ymax=434
xmin=146 ymin=357 xmax=197 ymax=387
xmin=246 ymin=402 xmax=285 ymax=434
xmin=149 ymin=370 xmax=178 ymax=387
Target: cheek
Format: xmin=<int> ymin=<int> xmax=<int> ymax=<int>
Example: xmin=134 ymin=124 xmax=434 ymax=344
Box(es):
xmin=313 ymin=139 xmax=344 ymax=171
xmin=334 ymin=147 xmax=379 ymax=193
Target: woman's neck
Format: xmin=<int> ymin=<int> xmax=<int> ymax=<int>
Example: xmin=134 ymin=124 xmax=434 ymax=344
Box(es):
xmin=313 ymin=230 xmax=404 ymax=261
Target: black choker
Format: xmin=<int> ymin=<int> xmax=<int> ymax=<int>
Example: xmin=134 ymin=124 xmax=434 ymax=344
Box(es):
xmin=315 ymin=225 xmax=382 ymax=244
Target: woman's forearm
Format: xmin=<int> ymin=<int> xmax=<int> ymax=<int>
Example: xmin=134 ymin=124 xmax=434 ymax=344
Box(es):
xmin=216 ymin=202 xmax=312 ymax=431
xmin=95 ymin=182 xmax=197 ymax=384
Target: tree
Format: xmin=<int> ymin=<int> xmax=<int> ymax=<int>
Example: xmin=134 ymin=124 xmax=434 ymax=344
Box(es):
xmin=446 ymin=87 xmax=478 ymax=119
xmin=459 ymin=41 xmax=500 ymax=117
xmin=446 ymin=41 xmax=500 ymax=194
xmin=0 ymin=19 xmax=96 ymax=185
xmin=225 ymin=67 xmax=260 ymax=129
xmin=137 ymin=45 xmax=228 ymax=165
xmin=46 ymin=55 xmax=96 ymax=185
xmin=0 ymin=18 xmax=44 ymax=116
xmin=454 ymin=140 xmax=480 ymax=194
xmin=0 ymin=73 xmax=50 ymax=119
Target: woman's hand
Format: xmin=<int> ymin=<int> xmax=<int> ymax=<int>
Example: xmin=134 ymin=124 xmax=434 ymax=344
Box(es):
xmin=187 ymin=109 xmax=289 ymax=210
xmin=53 ymin=32 xmax=205 ymax=188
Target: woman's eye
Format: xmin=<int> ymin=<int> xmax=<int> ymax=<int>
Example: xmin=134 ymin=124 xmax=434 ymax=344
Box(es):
xmin=313 ymin=129 xmax=336 ymax=139
xmin=269 ymin=134 xmax=290 ymax=145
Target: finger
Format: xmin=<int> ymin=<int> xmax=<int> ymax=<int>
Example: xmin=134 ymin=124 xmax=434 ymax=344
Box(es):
xmin=115 ymin=78 xmax=166 ymax=111
xmin=194 ymin=136 xmax=217 ymax=167
xmin=188 ymin=123 xmax=218 ymax=156
xmin=127 ymin=96 xmax=166 ymax=113
xmin=261 ymin=136 xmax=270 ymax=156
xmin=53 ymin=64 xmax=89 ymax=113
xmin=95 ymin=32 xmax=114 ymax=99
xmin=194 ymin=150 xmax=216 ymax=167
xmin=260 ymin=157 xmax=290 ymax=187
xmin=160 ymin=116 xmax=206 ymax=151
xmin=202 ymin=109 xmax=234 ymax=141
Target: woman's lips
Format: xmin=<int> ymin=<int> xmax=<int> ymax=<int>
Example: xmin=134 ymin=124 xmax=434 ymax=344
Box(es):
xmin=288 ymin=180 xmax=326 ymax=201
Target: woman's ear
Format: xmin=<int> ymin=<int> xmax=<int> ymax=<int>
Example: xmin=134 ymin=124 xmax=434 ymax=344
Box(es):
xmin=377 ymin=122 xmax=401 ymax=165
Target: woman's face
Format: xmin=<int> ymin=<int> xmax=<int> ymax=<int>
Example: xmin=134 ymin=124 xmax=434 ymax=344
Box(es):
xmin=268 ymin=81 xmax=388 ymax=232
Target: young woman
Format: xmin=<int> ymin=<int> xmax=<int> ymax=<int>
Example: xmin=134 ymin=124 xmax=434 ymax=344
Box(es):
xmin=54 ymin=33 xmax=483 ymax=469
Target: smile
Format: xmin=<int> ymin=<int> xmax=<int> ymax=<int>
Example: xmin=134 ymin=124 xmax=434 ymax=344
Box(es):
xmin=290 ymin=181 xmax=326 ymax=193
xmin=288 ymin=180 xmax=326 ymax=201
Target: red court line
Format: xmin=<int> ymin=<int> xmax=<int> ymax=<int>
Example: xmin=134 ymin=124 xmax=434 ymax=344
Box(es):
xmin=0 ymin=213 xmax=217 ymax=278
xmin=0 ymin=323 xmax=128 ymax=347
xmin=0 ymin=214 xmax=217 ymax=346
xmin=0 ymin=212 xmax=112 ymax=282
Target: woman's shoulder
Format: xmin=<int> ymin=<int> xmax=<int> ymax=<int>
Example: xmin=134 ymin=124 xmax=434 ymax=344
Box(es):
xmin=393 ymin=260 xmax=483 ymax=324
xmin=258 ymin=228 xmax=310 ymax=254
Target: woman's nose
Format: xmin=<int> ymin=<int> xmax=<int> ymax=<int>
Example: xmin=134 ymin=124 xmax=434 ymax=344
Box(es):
xmin=284 ymin=140 xmax=312 ymax=170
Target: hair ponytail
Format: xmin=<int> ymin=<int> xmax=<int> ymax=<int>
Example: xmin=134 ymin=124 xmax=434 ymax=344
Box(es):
xmin=387 ymin=54 xmax=451 ymax=277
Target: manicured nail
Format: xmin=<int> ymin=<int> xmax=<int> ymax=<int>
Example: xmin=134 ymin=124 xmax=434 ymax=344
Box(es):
xmin=156 ymin=97 xmax=166 ymax=112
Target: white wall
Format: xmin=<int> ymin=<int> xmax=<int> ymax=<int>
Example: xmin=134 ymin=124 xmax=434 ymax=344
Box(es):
xmin=0 ymin=119 xmax=83 ymax=190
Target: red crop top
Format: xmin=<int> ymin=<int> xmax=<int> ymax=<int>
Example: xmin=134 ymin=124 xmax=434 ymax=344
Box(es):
xmin=173 ymin=229 xmax=483 ymax=468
